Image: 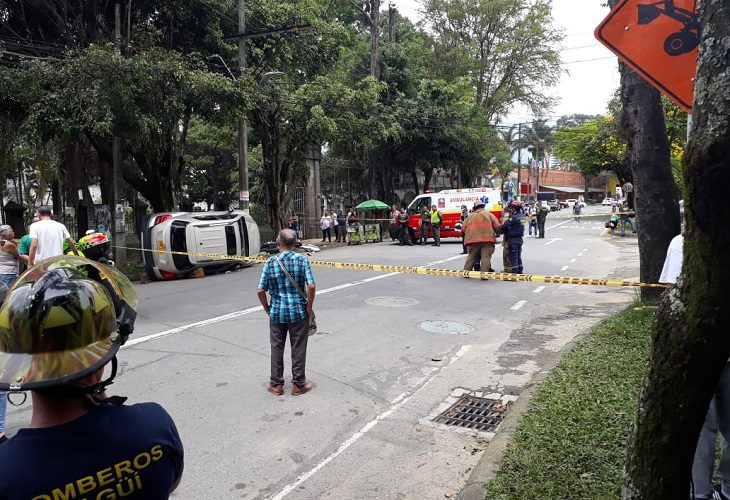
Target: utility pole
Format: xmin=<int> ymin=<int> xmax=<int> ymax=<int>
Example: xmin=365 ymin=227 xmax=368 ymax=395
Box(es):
xmin=113 ymin=3 xmax=126 ymax=267
xmin=238 ymin=0 xmax=249 ymax=211
xmin=516 ymin=123 xmax=522 ymax=201
xmin=388 ymin=2 xmax=396 ymax=43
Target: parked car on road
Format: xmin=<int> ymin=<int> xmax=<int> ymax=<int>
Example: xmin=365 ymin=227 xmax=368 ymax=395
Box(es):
xmin=566 ymin=199 xmax=587 ymax=208
xmin=602 ymin=197 xmax=617 ymax=206
xmin=142 ymin=211 xmax=261 ymax=280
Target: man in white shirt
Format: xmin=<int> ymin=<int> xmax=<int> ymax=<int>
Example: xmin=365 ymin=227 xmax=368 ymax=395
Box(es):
xmin=28 ymin=206 xmax=79 ymax=266
xmin=665 ymin=227 xmax=730 ymax=500
xmin=659 ymin=234 xmax=683 ymax=284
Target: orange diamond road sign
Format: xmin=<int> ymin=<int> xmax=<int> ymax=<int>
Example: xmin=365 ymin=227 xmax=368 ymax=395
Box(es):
xmin=595 ymin=0 xmax=700 ymax=112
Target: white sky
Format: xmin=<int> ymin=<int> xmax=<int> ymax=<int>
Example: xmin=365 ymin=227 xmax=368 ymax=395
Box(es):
xmin=394 ymin=0 xmax=621 ymax=124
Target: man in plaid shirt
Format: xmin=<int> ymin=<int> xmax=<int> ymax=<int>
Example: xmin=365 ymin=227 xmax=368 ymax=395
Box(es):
xmin=257 ymin=229 xmax=316 ymax=396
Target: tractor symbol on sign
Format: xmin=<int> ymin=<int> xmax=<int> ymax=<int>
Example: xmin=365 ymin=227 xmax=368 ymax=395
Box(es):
xmin=637 ymin=1 xmax=700 ymax=56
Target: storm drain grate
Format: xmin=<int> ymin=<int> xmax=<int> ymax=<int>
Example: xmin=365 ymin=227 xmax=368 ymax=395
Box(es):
xmin=433 ymin=394 xmax=511 ymax=432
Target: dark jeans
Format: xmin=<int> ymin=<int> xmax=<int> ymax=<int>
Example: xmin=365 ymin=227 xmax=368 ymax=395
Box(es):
xmin=537 ymin=219 xmax=546 ymax=238
xmin=322 ymin=228 xmax=331 ymax=241
xmin=529 ymin=220 xmax=537 ymax=236
xmin=269 ymin=316 xmax=310 ymax=386
xmin=508 ymin=240 xmax=523 ymax=273
xmin=333 ymin=225 xmax=339 ymax=241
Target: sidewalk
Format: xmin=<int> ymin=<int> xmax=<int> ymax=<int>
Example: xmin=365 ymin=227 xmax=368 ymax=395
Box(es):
xmin=458 ymin=303 xmax=654 ymax=499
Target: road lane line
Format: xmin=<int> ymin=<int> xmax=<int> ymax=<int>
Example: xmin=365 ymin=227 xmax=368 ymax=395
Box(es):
xmin=578 ymin=253 xmax=583 ymax=257
xmin=127 ymin=255 xmax=465 ymax=348
xmin=533 ymin=286 xmax=545 ymax=294
xmin=546 ymin=219 xmax=572 ymax=231
xmin=270 ymin=345 xmax=472 ymax=500
xmin=583 ymin=248 xmax=588 ymax=252
xmin=510 ymin=300 xmax=527 ymax=311
xmin=545 ymin=238 xmax=561 ymax=246
xmin=561 ymin=265 xmax=569 ymax=271
xmin=570 ymin=258 xmax=576 ymax=263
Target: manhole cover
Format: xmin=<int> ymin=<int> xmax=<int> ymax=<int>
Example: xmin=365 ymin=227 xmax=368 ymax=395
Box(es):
xmin=365 ymin=296 xmax=419 ymax=307
xmin=418 ymin=320 xmax=474 ymax=335
xmin=433 ymin=394 xmax=511 ymax=432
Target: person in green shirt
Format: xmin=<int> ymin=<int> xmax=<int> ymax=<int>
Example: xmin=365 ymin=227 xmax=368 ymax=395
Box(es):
xmin=17 ymin=217 xmax=38 ymax=268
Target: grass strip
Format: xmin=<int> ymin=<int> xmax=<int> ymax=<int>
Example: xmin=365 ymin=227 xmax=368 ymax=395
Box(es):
xmin=485 ymin=302 xmax=654 ymax=499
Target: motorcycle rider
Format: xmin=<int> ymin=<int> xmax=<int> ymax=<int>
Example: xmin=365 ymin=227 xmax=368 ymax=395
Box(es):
xmin=0 ymin=256 xmax=184 ymax=499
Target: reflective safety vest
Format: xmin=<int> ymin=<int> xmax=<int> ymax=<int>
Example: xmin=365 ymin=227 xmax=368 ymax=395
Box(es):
xmin=430 ymin=210 xmax=443 ymax=224
xmin=462 ymin=209 xmax=500 ymax=245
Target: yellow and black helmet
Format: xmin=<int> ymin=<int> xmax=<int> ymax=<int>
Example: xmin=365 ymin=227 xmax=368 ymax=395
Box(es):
xmin=0 ymin=256 xmax=137 ymax=392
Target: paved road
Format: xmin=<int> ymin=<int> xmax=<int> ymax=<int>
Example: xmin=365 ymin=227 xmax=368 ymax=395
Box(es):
xmin=6 ymin=205 xmax=641 ymax=500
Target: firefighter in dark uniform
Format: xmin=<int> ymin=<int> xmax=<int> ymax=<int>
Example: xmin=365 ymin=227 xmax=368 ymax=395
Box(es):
xmin=501 ymin=200 xmax=526 ymax=273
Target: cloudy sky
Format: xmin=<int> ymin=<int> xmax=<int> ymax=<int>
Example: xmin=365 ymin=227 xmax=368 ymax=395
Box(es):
xmin=394 ymin=0 xmax=620 ymax=125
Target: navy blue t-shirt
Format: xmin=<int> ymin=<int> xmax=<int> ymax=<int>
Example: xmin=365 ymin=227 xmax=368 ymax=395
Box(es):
xmin=502 ymin=213 xmax=526 ymax=242
xmin=0 ymin=402 xmax=184 ymax=500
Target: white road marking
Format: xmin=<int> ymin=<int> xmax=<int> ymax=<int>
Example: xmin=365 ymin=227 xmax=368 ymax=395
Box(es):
xmin=578 ymin=253 xmax=583 ymax=257
xmin=510 ymin=300 xmax=527 ymax=311
xmin=126 ymin=255 xmax=465 ymax=348
xmin=546 ymin=219 xmax=572 ymax=231
xmin=570 ymin=258 xmax=576 ymax=263
xmin=561 ymin=265 xmax=569 ymax=271
xmin=545 ymin=238 xmax=562 ymax=246
xmin=270 ymin=345 xmax=473 ymax=500
xmin=533 ymin=286 xmax=545 ymax=294
xmin=583 ymin=248 xmax=588 ymax=252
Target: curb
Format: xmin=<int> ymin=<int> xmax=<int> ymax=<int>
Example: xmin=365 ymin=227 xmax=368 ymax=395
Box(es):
xmin=456 ymin=333 xmax=588 ymax=500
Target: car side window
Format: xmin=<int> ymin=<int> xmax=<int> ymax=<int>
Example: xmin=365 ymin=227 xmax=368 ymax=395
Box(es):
xmin=225 ymin=226 xmax=237 ymax=256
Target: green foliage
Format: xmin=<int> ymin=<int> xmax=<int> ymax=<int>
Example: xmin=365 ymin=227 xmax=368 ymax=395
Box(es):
xmin=183 ymin=119 xmax=237 ymax=210
xmin=423 ymin=0 xmax=562 ymax=121
xmin=486 ymin=303 xmax=655 ymax=499
xmin=552 ymin=116 xmax=631 ymax=183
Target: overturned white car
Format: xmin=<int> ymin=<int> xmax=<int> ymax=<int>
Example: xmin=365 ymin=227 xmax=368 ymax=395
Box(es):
xmin=141 ymin=211 xmax=261 ymax=280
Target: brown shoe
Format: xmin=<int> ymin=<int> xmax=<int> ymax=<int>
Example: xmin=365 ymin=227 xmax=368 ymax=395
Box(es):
xmin=291 ymin=383 xmax=313 ymax=396
xmin=266 ymin=383 xmax=284 ymax=396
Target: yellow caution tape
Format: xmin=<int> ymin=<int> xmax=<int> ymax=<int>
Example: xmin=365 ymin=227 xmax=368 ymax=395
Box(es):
xmin=115 ymin=245 xmax=668 ymax=289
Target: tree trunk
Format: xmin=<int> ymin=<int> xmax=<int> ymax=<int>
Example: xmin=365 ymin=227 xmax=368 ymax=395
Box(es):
xmin=423 ymin=167 xmax=433 ymax=193
xmin=618 ymin=65 xmax=680 ymax=301
xmin=623 ymin=2 xmax=730 ymax=497
xmin=410 ymin=170 xmax=419 ymax=196
xmin=51 ymin=178 xmax=62 ymax=215
xmin=369 ymin=0 xmax=381 ymax=80
xmin=607 ymin=0 xmax=681 ymax=302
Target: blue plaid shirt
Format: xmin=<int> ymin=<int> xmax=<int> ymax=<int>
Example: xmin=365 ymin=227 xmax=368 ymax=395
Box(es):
xmin=258 ymin=250 xmax=315 ymax=324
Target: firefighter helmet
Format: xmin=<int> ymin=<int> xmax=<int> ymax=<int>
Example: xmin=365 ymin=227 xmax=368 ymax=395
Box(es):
xmin=0 ymin=256 xmax=137 ymax=391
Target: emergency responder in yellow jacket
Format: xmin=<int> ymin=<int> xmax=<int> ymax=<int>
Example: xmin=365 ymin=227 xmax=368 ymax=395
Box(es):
xmin=462 ymin=200 xmax=501 ymax=272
